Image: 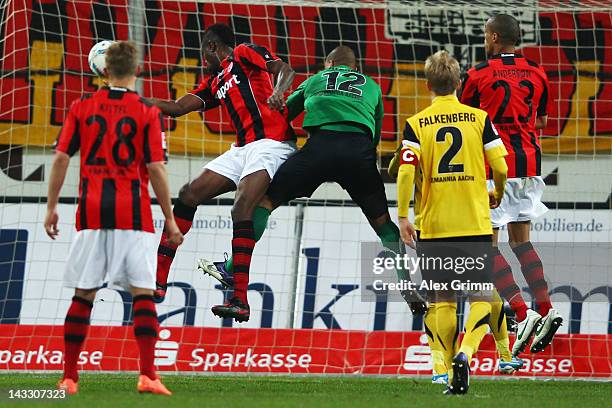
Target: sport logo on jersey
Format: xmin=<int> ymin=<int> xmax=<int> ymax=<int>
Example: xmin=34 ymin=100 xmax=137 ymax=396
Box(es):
xmin=216 ymin=74 xmax=241 ymax=100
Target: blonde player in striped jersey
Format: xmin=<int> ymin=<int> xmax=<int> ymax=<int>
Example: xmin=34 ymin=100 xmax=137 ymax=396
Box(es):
xmin=396 ymin=50 xmax=509 ymax=395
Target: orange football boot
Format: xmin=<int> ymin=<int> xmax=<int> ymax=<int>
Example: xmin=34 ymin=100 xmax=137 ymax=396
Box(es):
xmin=137 ymin=375 xmax=172 ymax=396
xmin=57 ymin=378 xmax=78 ymax=394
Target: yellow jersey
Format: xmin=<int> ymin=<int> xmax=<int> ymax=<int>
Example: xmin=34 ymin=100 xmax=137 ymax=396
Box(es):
xmin=399 ymin=94 xmax=507 ymax=239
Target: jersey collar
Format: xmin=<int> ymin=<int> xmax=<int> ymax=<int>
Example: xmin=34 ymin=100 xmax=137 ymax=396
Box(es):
xmin=102 ymin=86 xmax=136 ymax=93
xmin=432 ymin=94 xmax=458 ymax=104
xmin=489 ymin=53 xmax=523 ymax=59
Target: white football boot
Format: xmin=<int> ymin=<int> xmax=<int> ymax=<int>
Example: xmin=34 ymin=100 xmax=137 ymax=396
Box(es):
xmin=512 ymin=308 xmax=542 ymax=356
xmin=530 ymin=308 xmax=563 ymax=353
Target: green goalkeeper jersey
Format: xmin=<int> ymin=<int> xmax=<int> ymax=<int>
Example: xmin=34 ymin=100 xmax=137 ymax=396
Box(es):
xmin=286 ymin=65 xmax=384 ymax=144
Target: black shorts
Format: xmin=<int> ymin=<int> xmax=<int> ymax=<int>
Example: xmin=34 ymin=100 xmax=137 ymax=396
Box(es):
xmin=266 ymin=129 xmax=388 ymax=219
xmin=417 ymin=235 xmax=493 ymax=289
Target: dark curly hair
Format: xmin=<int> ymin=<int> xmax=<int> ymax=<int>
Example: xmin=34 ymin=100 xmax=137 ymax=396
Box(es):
xmin=203 ymin=23 xmax=235 ymax=48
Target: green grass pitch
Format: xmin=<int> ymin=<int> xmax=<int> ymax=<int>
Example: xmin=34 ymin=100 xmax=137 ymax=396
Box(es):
xmin=0 ymin=373 xmax=609 ymax=407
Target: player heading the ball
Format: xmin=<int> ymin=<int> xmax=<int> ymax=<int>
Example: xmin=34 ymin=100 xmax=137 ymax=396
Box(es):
xmin=149 ymin=23 xmax=297 ymax=322
xmin=46 ymin=40 xmax=182 ymax=396
xmin=200 ymin=45 xmax=427 ymax=315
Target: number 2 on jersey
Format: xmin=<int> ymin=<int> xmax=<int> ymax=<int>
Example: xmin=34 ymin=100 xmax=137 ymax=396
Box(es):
xmin=436 ymin=126 xmax=464 ymax=174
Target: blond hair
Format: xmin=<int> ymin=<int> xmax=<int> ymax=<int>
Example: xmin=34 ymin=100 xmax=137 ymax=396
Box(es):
xmin=105 ymin=41 xmax=138 ymax=79
xmin=424 ymin=50 xmax=460 ymax=96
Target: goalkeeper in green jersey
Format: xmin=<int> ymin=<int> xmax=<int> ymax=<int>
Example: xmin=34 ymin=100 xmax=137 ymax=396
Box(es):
xmin=201 ymin=46 xmax=426 ymax=320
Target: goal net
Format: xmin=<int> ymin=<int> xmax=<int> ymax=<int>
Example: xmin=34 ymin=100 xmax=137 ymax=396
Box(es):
xmin=0 ymin=0 xmax=610 ymax=378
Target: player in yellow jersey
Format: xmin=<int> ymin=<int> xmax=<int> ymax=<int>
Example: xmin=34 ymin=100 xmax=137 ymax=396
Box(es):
xmin=388 ymin=160 xmax=523 ymax=385
xmin=396 ymin=51 xmax=508 ymax=395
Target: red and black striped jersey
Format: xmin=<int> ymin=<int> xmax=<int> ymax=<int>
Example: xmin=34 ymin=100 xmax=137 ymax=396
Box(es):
xmin=460 ymin=53 xmax=550 ymax=178
xmin=55 ymin=86 xmax=167 ymax=233
xmin=190 ymin=43 xmax=295 ymax=147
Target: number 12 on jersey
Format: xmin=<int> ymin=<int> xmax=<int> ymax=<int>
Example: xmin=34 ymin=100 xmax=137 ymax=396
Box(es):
xmin=322 ymin=71 xmax=366 ymax=96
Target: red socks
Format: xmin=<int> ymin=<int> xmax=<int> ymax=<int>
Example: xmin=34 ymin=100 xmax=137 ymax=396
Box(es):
xmin=232 ymin=221 xmax=255 ymax=304
xmin=63 ymin=296 xmax=93 ymax=381
xmin=512 ymin=242 xmax=552 ymax=316
xmin=492 ymin=247 xmax=529 ymax=322
xmin=132 ymin=295 xmax=159 ymax=380
xmin=64 ymin=294 xmax=159 ymax=382
xmin=156 ymin=200 xmax=197 ymax=287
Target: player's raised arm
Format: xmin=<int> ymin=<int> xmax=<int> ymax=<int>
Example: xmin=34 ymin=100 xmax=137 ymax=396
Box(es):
xmin=148 ymin=93 xmax=204 ymax=118
xmin=235 ymin=42 xmax=295 ymax=111
xmin=266 ymin=59 xmax=295 ymax=111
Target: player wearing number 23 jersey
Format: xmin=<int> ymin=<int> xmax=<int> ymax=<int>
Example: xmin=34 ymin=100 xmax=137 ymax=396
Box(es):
xmin=460 ymin=53 xmax=550 ymax=179
xmin=458 ymin=15 xmax=561 ymax=359
xmin=460 ymin=52 xmax=550 ymax=229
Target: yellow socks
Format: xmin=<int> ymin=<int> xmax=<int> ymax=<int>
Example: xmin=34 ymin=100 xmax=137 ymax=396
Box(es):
xmin=424 ymin=304 xmax=447 ymax=375
xmin=488 ymin=290 xmax=513 ymax=361
xmin=459 ymin=301 xmax=492 ymax=362
xmin=427 ymin=294 xmax=506 ymax=375
xmin=425 ymin=302 xmax=458 ymax=375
